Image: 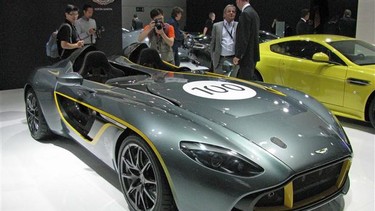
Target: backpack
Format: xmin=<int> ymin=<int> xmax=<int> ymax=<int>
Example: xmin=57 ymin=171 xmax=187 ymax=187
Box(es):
xmin=46 ymin=23 xmax=72 ymax=59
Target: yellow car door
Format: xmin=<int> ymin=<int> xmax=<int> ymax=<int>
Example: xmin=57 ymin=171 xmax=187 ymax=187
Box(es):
xmin=279 ymin=40 xmax=347 ymax=107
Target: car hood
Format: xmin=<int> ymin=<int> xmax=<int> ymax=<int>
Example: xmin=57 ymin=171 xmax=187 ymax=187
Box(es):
xmin=147 ymin=79 xmax=351 ymax=171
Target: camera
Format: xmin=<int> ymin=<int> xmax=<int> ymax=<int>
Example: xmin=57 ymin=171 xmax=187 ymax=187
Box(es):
xmin=96 ymin=26 xmax=105 ymax=39
xmin=154 ymin=19 xmax=163 ymax=30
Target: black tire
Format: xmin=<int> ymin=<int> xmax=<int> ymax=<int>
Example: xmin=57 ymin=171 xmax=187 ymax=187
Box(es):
xmin=369 ymin=97 xmax=375 ymax=128
xmin=25 ymin=89 xmax=52 ymax=140
xmin=117 ymin=135 xmax=175 ymax=211
xmin=253 ymin=70 xmax=263 ymax=82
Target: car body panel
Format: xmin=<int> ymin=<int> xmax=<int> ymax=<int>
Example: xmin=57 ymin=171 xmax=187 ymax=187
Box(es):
xmin=278 ymin=55 xmax=347 ymax=106
xmin=147 ymin=80 xmax=351 ymax=172
xmin=24 ymin=46 xmax=353 ymax=211
xmin=257 ymin=35 xmax=375 ymax=122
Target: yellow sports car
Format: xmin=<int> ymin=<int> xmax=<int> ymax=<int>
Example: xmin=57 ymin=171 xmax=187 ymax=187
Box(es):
xmin=255 ymin=35 xmax=375 ymax=128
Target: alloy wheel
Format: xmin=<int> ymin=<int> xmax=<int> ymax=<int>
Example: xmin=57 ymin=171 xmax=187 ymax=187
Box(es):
xmin=26 ymin=91 xmax=40 ymax=135
xmin=120 ymin=143 xmax=157 ymax=210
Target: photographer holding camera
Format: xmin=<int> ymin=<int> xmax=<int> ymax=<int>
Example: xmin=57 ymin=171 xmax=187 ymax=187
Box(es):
xmin=76 ymin=4 xmax=97 ymax=46
xmin=138 ymin=8 xmax=175 ymax=64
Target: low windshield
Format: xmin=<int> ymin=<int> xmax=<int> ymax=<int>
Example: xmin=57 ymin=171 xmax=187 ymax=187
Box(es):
xmin=329 ymin=40 xmax=375 ymax=65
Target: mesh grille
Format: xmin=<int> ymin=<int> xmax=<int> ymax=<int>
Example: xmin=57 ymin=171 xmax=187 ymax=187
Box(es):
xmin=255 ymin=160 xmax=345 ymax=209
xmin=294 ymin=162 xmax=342 ymax=202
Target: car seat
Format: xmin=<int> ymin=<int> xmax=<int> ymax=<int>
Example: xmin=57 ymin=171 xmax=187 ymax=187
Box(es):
xmin=123 ymin=42 xmax=149 ymax=63
xmin=78 ymin=51 xmax=125 ymax=83
xmin=137 ymin=48 xmax=176 ymax=71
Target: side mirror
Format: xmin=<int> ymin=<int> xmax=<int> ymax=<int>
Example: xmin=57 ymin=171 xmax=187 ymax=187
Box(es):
xmin=312 ymin=52 xmax=330 ymax=63
xmin=57 ymin=72 xmax=83 ymax=85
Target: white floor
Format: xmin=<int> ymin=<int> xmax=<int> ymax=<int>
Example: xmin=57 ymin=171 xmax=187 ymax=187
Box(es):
xmin=1 ymin=89 xmax=374 ymax=211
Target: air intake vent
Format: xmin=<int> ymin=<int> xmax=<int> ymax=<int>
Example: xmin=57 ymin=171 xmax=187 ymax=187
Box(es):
xmin=270 ymin=137 xmax=287 ymax=149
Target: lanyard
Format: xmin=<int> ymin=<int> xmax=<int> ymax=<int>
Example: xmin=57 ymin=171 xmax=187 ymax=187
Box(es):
xmin=223 ymin=23 xmax=234 ymax=40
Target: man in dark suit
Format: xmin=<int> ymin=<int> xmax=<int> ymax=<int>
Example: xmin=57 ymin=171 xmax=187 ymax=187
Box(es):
xmin=338 ymin=9 xmax=356 ymax=37
xmin=296 ymin=9 xmax=313 ymax=35
xmin=233 ymin=0 xmax=260 ymax=81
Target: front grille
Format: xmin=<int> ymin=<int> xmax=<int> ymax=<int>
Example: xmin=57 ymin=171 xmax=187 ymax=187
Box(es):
xmin=294 ymin=161 xmax=342 ymax=202
xmin=254 ymin=159 xmax=351 ymax=210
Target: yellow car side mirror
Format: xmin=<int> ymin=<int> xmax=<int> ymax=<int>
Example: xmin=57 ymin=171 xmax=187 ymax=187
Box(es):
xmin=312 ymin=52 xmax=330 ymax=63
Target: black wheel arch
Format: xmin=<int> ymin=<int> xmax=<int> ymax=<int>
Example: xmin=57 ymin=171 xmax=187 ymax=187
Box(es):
xmin=364 ymin=90 xmax=375 ymax=122
xmin=24 ymin=85 xmax=55 ymax=139
xmin=24 ymin=84 xmax=33 ymax=100
xmin=24 ymin=84 xmax=58 ymax=136
xmin=114 ymin=129 xmax=134 ymax=168
xmin=254 ymin=69 xmax=264 ymax=82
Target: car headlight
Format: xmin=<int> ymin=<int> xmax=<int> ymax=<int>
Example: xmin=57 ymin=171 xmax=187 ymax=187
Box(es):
xmin=180 ymin=141 xmax=264 ymax=177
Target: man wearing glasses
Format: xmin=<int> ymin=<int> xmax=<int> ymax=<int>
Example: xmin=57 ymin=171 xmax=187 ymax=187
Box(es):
xmin=57 ymin=4 xmax=84 ymax=59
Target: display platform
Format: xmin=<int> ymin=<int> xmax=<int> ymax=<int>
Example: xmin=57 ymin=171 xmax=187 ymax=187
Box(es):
xmin=1 ymin=89 xmax=374 ymax=211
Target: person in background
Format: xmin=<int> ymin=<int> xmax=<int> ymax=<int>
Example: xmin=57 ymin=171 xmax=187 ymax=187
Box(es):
xmin=296 ymin=9 xmax=313 ymax=35
xmin=338 ymin=9 xmax=356 ymax=37
xmin=132 ymin=14 xmax=144 ymax=30
xmin=202 ymin=12 xmax=215 ymax=36
xmin=271 ymin=18 xmax=278 ymax=34
xmin=167 ymin=6 xmax=185 ymax=66
xmin=57 ymin=4 xmax=84 ymax=59
xmin=210 ymin=4 xmax=238 ymax=76
xmin=233 ymin=0 xmax=260 ymax=81
xmin=138 ymin=8 xmax=175 ymax=63
xmin=75 ymin=4 xmax=97 ymax=46
xmin=323 ymin=15 xmax=339 ymax=35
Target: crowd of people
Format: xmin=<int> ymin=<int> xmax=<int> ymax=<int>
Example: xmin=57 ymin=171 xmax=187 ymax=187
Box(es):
xmin=295 ymin=8 xmax=356 ymax=37
xmin=136 ymin=0 xmax=260 ymax=81
xmin=53 ymin=1 xmax=357 ymax=81
xmin=53 ymin=0 xmax=260 ymax=80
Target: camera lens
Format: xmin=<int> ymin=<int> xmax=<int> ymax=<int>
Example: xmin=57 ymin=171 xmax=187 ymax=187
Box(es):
xmin=154 ymin=19 xmax=163 ymax=30
xmin=156 ymin=23 xmax=162 ymax=30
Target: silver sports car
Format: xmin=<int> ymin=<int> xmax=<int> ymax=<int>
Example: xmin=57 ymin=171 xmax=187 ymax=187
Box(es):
xmin=25 ymin=44 xmax=352 ymax=211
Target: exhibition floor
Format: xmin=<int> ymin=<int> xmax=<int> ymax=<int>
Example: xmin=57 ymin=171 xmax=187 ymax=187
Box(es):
xmin=1 ymin=88 xmax=374 ymax=211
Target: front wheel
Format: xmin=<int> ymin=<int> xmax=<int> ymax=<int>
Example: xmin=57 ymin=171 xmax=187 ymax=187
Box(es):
xmin=117 ymin=135 xmax=175 ymax=211
xmin=368 ymin=97 xmax=375 ymax=128
xmin=25 ymin=88 xmax=52 ymax=140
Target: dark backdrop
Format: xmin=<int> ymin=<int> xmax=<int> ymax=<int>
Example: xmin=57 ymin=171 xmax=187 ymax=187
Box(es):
xmin=186 ymin=0 xmax=310 ymax=33
xmin=0 ymin=0 xmax=122 ymax=90
xmin=1 ymin=0 xmax=357 ymax=90
xmin=186 ymin=0 xmax=357 ymax=34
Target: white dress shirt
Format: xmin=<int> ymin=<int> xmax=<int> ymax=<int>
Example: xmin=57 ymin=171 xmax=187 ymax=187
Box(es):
xmin=221 ymin=20 xmax=236 ymax=56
